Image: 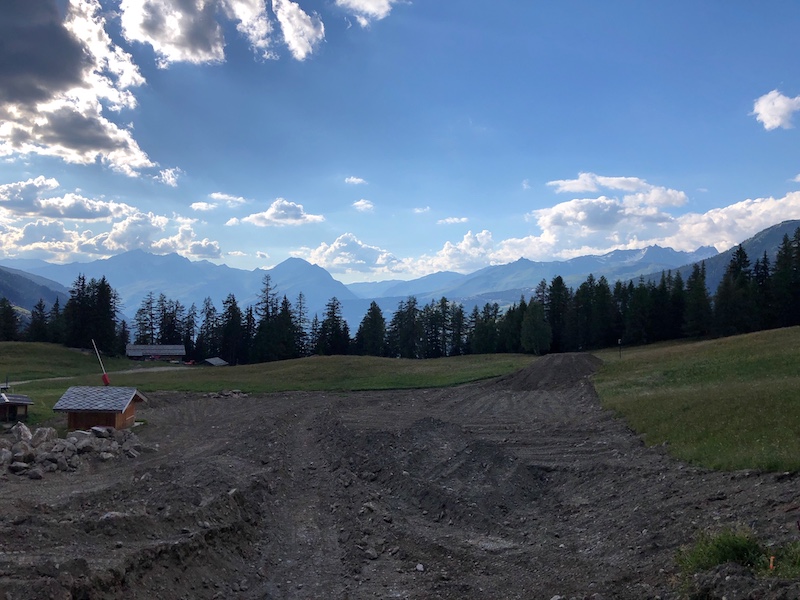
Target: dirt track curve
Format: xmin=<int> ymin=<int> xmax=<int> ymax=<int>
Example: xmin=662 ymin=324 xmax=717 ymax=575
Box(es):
xmin=1 ymin=353 xmax=799 ymax=599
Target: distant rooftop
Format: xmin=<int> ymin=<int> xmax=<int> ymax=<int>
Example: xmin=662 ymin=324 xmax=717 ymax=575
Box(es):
xmin=126 ymin=344 xmax=186 ymax=357
xmin=1 ymin=393 xmax=33 ymax=406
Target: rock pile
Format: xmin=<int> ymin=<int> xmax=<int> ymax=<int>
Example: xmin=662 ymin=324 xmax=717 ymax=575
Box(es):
xmin=0 ymin=422 xmax=151 ymax=479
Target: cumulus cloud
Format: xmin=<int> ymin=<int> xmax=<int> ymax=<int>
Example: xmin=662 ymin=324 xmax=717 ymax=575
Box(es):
xmin=335 ymin=0 xmax=401 ymax=26
xmin=752 ymin=90 xmax=800 ymax=130
xmin=522 ymin=179 xmax=531 ymax=190
xmin=120 ymin=0 xmax=275 ymax=66
xmin=0 ymin=176 xmax=135 ymax=220
xmin=157 ymin=167 xmax=182 ymax=187
xmin=273 ymin=0 xmax=325 ymax=61
xmin=240 ymin=198 xmax=324 ymax=226
xmin=191 ymin=201 xmax=217 ymax=212
xmin=210 ymin=191 xmax=248 ymax=207
xmin=437 ymin=217 xmax=468 ymax=225
xmin=345 ymin=176 xmax=367 ymax=185
xmin=413 ymin=206 xmax=431 ymax=214
xmin=0 ymin=0 xmax=153 ymax=176
xmin=353 ymin=199 xmax=373 ymax=212
xmin=412 ymin=230 xmax=495 ymax=274
xmin=547 ymin=172 xmax=652 ymax=194
xmin=0 ymin=1 xmax=147 ymax=163
xmin=297 ymin=232 xmax=400 ymax=273
xmin=0 ymin=176 xmax=223 ymax=261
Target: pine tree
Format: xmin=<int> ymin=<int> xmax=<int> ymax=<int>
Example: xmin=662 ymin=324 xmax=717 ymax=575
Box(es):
xmin=714 ymin=245 xmax=756 ymax=336
xmin=316 ymin=297 xmax=350 ymax=355
xmin=355 ymin=301 xmax=386 ymax=356
xmin=683 ymin=262 xmax=712 ymax=338
xmin=0 ymin=298 xmax=18 ymax=341
xmin=219 ymin=294 xmax=243 ymax=365
xmin=134 ymin=292 xmax=157 ymax=345
xmin=520 ymin=300 xmax=551 ymax=355
xmin=27 ymin=298 xmax=49 ymax=342
xmin=48 ymin=297 xmax=65 ymax=344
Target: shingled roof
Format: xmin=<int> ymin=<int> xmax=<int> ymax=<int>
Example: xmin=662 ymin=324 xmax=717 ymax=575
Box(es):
xmin=53 ymin=387 xmax=147 ymax=413
xmin=1 ymin=393 xmax=33 ymax=406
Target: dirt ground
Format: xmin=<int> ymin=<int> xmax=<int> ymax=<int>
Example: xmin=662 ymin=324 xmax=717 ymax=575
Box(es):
xmin=2 ymin=353 xmax=799 ymax=599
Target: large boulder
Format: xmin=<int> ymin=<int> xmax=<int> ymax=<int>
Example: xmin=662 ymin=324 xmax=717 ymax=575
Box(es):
xmin=31 ymin=427 xmax=58 ymax=448
xmin=0 ymin=447 xmax=12 ymax=465
xmin=10 ymin=422 xmax=32 ymax=443
xmin=11 ymin=440 xmax=35 ymax=464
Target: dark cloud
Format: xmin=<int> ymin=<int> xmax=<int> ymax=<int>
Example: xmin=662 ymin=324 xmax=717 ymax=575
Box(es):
xmin=0 ymin=0 xmax=89 ymax=104
xmin=37 ymin=107 xmax=127 ymax=152
xmin=139 ymin=0 xmax=223 ymax=61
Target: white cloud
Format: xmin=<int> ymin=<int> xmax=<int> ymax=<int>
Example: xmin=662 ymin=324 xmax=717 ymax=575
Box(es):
xmin=0 ymin=176 xmax=135 ymax=220
xmin=256 ymin=250 xmax=270 ymax=259
xmin=794 ymin=174 xmax=800 ymax=183
xmin=437 ymin=217 xmax=468 ymax=225
xmin=210 ymin=192 xmax=248 ymax=207
xmin=335 ymin=0 xmax=401 ymax=25
xmin=752 ymin=90 xmax=800 ymax=130
xmin=273 ymin=0 xmax=325 ymax=61
xmin=0 ymin=175 xmax=224 ymax=261
xmin=413 ymin=206 xmax=431 ymax=214
xmin=191 ymin=202 xmax=218 ymax=212
xmin=353 ymin=199 xmax=374 ymax=212
xmin=240 ymin=198 xmax=324 ymax=226
xmin=413 ymin=230 xmax=496 ymax=274
xmin=157 ymin=167 xmax=182 ymax=187
xmin=522 ymin=179 xmax=531 ymax=190
xmin=547 ymin=172 xmax=652 ymax=194
xmin=345 ymin=176 xmax=367 ymax=185
xmin=120 ymin=0 xmax=222 ymax=66
xmin=225 ymin=217 xmax=240 ymax=226
xmin=296 ymin=232 xmax=400 ymax=273
xmin=220 ymin=0 xmax=277 ymax=60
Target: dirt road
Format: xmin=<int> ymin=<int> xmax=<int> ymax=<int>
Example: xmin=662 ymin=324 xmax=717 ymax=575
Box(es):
xmin=1 ymin=354 xmax=798 ymax=599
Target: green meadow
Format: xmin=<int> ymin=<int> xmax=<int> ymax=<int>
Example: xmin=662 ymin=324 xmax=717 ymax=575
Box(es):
xmin=593 ymin=326 xmax=800 ymax=472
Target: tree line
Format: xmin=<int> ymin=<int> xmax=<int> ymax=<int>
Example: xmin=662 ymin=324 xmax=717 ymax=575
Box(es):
xmin=2 ymin=228 xmax=800 ymax=361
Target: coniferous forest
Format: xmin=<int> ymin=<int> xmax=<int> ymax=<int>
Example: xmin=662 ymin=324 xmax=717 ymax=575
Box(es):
xmin=2 ymin=229 xmax=800 ymax=364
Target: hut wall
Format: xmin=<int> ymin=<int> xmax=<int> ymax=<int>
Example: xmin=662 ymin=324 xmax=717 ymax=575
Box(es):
xmin=116 ymin=403 xmax=137 ymax=429
xmin=0 ymin=405 xmax=26 ymax=422
xmin=67 ymin=411 xmax=116 ymax=431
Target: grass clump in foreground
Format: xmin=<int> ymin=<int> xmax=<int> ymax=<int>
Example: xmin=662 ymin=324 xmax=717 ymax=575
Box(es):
xmin=10 ymin=349 xmax=533 ymax=422
xmin=677 ymin=528 xmax=800 ymax=579
xmin=592 ymin=326 xmax=800 ymax=472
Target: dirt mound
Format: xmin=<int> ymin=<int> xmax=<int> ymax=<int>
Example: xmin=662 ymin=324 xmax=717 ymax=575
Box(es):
xmin=497 ymin=352 xmax=603 ymax=391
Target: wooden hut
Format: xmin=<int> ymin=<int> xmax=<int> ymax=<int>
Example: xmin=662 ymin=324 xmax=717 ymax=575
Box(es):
xmin=0 ymin=392 xmax=33 ymax=423
xmin=53 ymin=386 xmax=148 ymax=430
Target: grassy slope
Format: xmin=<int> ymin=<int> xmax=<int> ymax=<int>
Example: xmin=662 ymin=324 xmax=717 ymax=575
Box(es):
xmin=593 ymin=326 xmax=800 ymax=472
xmin=1 ymin=343 xmax=533 ymax=422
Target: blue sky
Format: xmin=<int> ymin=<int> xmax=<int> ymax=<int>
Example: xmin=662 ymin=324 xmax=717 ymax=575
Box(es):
xmin=2 ymin=0 xmax=800 ymax=283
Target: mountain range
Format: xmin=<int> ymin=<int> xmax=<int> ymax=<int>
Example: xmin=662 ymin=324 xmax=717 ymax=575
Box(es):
xmin=1 ymin=220 xmax=798 ymax=328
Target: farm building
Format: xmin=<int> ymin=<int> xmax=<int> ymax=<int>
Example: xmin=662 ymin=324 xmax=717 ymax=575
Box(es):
xmin=126 ymin=344 xmax=186 ymax=360
xmin=53 ymin=386 xmax=148 ymax=430
xmin=0 ymin=392 xmax=33 ymax=423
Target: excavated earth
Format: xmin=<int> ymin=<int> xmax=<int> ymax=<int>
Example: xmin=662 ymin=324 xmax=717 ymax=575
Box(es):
xmin=1 ymin=353 xmax=800 ymax=599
